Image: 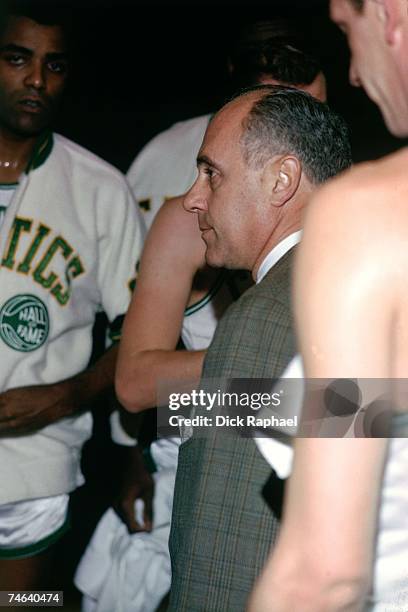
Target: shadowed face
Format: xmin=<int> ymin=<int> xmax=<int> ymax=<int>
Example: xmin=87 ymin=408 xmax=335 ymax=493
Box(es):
xmin=330 ymin=0 xmax=408 ymax=136
xmin=330 ymin=0 xmax=379 ymax=91
xmin=0 ymin=16 xmax=68 ymax=138
xmin=259 ymin=71 xmax=327 ymax=103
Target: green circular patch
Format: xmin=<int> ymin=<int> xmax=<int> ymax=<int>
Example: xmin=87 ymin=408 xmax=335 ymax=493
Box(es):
xmin=0 ymin=294 xmax=50 ymax=352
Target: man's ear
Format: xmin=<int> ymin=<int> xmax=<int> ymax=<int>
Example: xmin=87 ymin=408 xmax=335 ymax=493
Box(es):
xmin=380 ymin=0 xmax=404 ymax=46
xmin=263 ymin=156 xmax=302 ymax=208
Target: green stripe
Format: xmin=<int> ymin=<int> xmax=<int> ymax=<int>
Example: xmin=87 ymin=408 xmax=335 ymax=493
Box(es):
xmin=25 ymin=131 xmax=54 ymax=173
xmin=108 ymin=313 xmax=126 ymax=343
xmin=0 ymin=183 xmax=18 ymax=189
xmin=0 ymin=514 xmax=70 ymax=559
xmin=184 ymin=270 xmax=226 ymax=317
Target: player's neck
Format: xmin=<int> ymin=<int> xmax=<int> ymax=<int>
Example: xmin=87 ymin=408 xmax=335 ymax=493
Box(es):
xmin=0 ymin=128 xmax=37 ymax=183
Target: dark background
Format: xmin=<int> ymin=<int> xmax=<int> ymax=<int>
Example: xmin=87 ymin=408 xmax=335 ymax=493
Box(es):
xmin=54 ymin=0 xmax=402 ymax=174
xmin=50 ymin=1 xmax=403 ymax=608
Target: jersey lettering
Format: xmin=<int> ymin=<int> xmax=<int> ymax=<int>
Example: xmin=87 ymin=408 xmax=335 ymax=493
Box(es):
xmin=2 ymin=217 xmax=32 ymax=269
xmin=17 ymin=224 xmax=50 ymax=274
xmin=1 ymin=217 xmax=86 ymax=305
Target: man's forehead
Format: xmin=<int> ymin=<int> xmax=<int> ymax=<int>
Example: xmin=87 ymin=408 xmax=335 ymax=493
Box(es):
xmin=205 ymin=94 xmax=257 ymax=140
xmin=0 ymin=15 xmax=65 ymax=52
xmin=198 ymin=103 xmax=245 ymax=161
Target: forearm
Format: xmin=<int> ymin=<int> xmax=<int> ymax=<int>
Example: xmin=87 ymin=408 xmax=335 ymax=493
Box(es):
xmin=115 ymin=348 xmax=205 ymax=412
xmin=67 ymin=343 xmax=119 ymax=409
xmin=264 ymin=579 xmax=368 ymax=612
xmin=251 ymin=546 xmax=369 ymax=612
xmin=0 ymin=344 xmax=120 ymax=434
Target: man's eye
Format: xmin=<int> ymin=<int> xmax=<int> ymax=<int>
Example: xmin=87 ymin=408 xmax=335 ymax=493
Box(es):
xmin=5 ymin=54 xmax=25 ymax=65
xmin=204 ymin=167 xmax=215 ymax=180
xmin=47 ymin=61 xmax=68 ymax=74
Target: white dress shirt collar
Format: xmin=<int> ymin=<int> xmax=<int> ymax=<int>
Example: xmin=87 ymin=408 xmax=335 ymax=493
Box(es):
xmin=256 ymin=231 xmax=302 ymax=285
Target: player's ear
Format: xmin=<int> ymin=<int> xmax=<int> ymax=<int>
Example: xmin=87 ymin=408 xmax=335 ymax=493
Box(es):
xmin=263 ymin=155 xmax=302 ymax=208
xmin=380 ymin=0 xmax=404 ymax=46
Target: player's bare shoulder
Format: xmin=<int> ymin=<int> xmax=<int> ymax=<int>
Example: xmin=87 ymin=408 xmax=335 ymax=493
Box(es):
xmin=154 ymin=195 xmax=199 ymax=233
xmin=303 ymin=148 xmax=408 ymax=253
xmin=147 ymin=196 xmax=204 ymax=259
xmin=138 ymin=194 xmax=206 ymax=286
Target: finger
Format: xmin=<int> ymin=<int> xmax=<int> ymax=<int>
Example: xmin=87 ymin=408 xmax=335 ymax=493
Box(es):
xmin=0 ymin=419 xmax=48 ymax=436
xmin=0 ymin=422 xmax=32 ymax=436
xmin=0 ymin=414 xmax=18 ymax=424
xmin=143 ymin=490 xmax=154 ymax=530
xmin=113 ymin=499 xmax=138 ymax=533
xmin=123 ymin=498 xmax=147 ymax=534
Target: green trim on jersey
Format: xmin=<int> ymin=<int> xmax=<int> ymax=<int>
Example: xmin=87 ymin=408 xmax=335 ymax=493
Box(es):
xmin=184 ymin=270 xmax=227 ymax=317
xmin=0 ymin=513 xmax=70 ymax=559
xmin=0 ymin=183 xmax=18 ymax=189
xmin=25 ymin=131 xmax=54 ymax=173
xmin=108 ymin=313 xmax=126 ymax=343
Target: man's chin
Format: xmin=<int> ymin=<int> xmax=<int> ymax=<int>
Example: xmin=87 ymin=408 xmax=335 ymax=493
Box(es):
xmin=14 ymin=121 xmax=49 ymax=138
xmin=204 ymin=249 xmax=224 ymax=269
xmin=10 ymin=113 xmax=53 ymax=138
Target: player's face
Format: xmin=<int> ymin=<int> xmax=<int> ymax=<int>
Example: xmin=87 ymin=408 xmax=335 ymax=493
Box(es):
xmin=183 ymin=95 xmax=274 ymax=272
xmin=330 ymin=0 xmax=377 ymax=89
xmin=0 ymin=16 xmax=68 ymax=138
xmin=259 ymin=72 xmax=327 ymax=103
xmin=330 ymin=0 xmax=407 ymax=136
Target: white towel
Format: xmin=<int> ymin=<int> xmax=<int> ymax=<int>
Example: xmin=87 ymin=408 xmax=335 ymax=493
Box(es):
xmin=75 ymin=443 xmax=177 ymax=612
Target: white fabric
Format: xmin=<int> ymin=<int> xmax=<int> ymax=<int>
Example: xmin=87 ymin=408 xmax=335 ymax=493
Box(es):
xmin=76 ymin=466 xmax=176 ymax=612
xmin=0 ymin=133 xmax=145 ymax=505
xmin=369 ymin=435 xmax=408 ymax=610
xmin=109 ymin=411 xmax=138 ymax=447
xmin=0 ymin=184 xmax=16 ymax=228
xmin=0 ymin=494 xmax=69 ymax=549
xmin=127 ymin=114 xmax=211 ymax=227
xmin=255 ymin=355 xmax=303 ymax=478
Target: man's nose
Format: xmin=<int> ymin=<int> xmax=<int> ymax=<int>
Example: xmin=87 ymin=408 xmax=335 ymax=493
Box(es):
xmin=183 ymin=179 xmax=208 ymax=213
xmin=24 ymin=60 xmax=46 ymax=90
xmin=349 ymin=62 xmax=361 ymax=88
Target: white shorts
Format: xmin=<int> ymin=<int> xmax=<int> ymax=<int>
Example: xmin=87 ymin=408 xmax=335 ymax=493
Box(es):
xmin=0 ymin=494 xmax=70 ymax=559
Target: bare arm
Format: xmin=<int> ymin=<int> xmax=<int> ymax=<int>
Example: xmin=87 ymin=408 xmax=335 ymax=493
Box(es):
xmin=249 ymin=167 xmax=398 ymax=611
xmin=112 ymin=408 xmax=155 ymax=533
xmin=115 ymin=196 xmax=207 ymax=412
xmin=0 ymin=343 xmax=118 ymax=435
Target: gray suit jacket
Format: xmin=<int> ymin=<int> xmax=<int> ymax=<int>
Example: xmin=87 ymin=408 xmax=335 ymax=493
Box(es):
xmin=169 ymin=249 xmax=297 ymax=611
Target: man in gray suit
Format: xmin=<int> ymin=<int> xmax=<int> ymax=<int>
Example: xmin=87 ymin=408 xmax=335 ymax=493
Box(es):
xmin=168 ymin=85 xmax=352 ymax=611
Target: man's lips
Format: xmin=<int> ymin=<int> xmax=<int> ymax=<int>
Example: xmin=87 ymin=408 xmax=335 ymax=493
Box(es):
xmin=199 ymin=226 xmax=213 ymax=238
xmin=18 ymin=97 xmax=46 ymax=113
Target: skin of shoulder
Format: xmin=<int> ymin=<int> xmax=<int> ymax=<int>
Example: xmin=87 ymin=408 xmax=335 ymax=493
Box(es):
xmin=294 ymin=148 xmax=408 ymax=380
xmin=146 ymin=195 xmax=206 ymax=268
